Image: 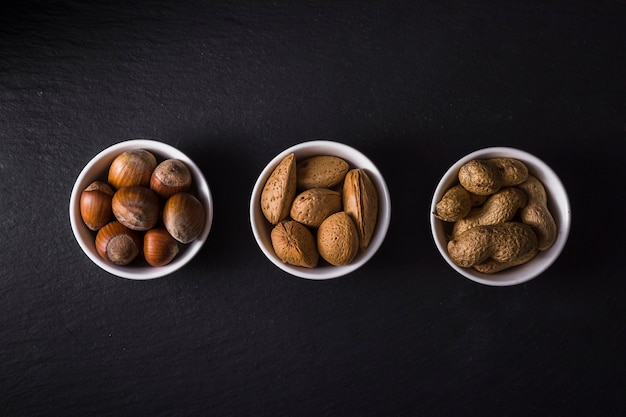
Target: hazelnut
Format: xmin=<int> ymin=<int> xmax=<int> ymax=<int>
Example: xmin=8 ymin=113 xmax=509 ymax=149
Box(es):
xmin=80 ymin=181 xmax=114 ymax=231
xmin=108 ymin=149 xmax=157 ymax=189
xmin=95 ymin=221 xmax=142 ymax=265
xmin=112 ymin=186 xmax=160 ymax=231
xmin=163 ymin=192 xmax=205 ymax=244
xmin=150 ymin=159 xmax=192 ymax=200
xmin=144 ymin=228 xmax=180 ymax=267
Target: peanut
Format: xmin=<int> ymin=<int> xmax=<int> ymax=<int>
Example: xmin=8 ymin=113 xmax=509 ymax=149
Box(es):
xmin=518 ymin=175 xmax=557 ymax=251
xmin=447 ymin=222 xmax=538 ymax=272
xmin=474 ymin=247 xmax=538 ymax=274
xmin=452 ymin=187 xmax=527 ymax=237
xmin=435 ymin=184 xmax=488 ymax=222
xmin=458 ymin=158 xmax=529 ymax=195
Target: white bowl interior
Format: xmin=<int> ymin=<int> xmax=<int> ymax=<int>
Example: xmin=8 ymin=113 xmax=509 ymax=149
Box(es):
xmin=69 ymin=139 xmax=213 ymax=280
xmin=250 ymin=140 xmax=391 ymax=280
xmin=430 ymin=147 xmax=571 ymax=286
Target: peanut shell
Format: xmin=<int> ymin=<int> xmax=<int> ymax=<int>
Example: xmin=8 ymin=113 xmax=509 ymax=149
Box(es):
xmin=447 ymin=222 xmax=538 ymax=269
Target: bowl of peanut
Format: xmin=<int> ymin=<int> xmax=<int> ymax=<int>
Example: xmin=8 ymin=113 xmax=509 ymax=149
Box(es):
xmin=69 ymin=139 xmax=213 ymax=279
xmin=430 ymin=147 xmax=570 ymax=286
xmin=250 ymin=140 xmax=391 ymax=279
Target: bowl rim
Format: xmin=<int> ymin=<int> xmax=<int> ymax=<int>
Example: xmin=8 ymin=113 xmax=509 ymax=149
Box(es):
xmin=69 ymin=139 xmax=214 ymax=280
xmin=429 ymin=146 xmax=571 ymax=286
xmin=249 ymin=139 xmax=391 ymax=280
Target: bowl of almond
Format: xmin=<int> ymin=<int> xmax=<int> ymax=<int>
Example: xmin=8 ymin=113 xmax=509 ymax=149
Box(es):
xmin=250 ymin=140 xmax=391 ymax=279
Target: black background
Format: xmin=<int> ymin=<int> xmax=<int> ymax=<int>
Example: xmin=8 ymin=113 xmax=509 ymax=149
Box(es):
xmin=1 ymin=1 xmax=625 ymax=416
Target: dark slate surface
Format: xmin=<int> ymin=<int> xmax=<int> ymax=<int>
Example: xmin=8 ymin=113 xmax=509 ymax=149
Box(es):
xmin=1 ymin=1 xmax=625 ymax=416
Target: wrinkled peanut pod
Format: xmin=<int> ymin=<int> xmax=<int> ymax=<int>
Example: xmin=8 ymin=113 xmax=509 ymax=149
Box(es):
xmin=474 ymin=248 xmax=538 ymax=274
xmin=452 ymin=187 xmax=527 ymax=237
xmin=518 ymin=175 xmax=557 ymax=251
xmin=458 ymin=158 xmax=529 ymax=195
xmin=447 ymin=222 xmax=538 ymax=272
xmin=434 ymin=185 xmax=472 ymax=222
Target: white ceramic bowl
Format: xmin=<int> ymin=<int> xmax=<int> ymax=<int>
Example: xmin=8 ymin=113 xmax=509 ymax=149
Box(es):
xmin=430 ymin=147 xmax=570 ymax=286
xmin=250 ymin=140 xmax=391 ymax=280
xmin=69 ymin=139 xmax=213 ymax=280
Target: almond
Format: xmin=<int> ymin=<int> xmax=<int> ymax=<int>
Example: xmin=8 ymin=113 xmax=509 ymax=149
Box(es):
xmin=261 ymin=153 xmax=297 ymax=225
xmin=271 ymin=220 xmax=319 ymax=268
xmin=296 ymin=155 xmax=350 ymax=190
xmin=317 ymin=211 xmax=359 ymax=266
xmin=290 ymin=188 xmax=342 ymax=228
xmin=343 ymin=168 xmax=378 ymax=250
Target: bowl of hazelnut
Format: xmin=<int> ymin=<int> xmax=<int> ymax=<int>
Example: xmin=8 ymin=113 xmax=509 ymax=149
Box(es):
xmin=69 ymin=139 xmax=213 ymax=279
xmin=430 ymin=147 xmax=571 ymax=286
xmin=249 ymin=140 xmax=391 ymax=280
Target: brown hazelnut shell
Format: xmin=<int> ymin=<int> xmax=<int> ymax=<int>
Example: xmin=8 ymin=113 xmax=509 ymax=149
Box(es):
xmin=162 ymin=192 xmax=205 ymax=244
xmin=112 ymin=186 xmax=160 ymax=231
xmin=150 ymin=159 xmax=192 ymax=200
xmin=143 ymin=228 xmax=180 ymax=267
xmin=80 ymin=181 xmax=114 ymax=231
xmin=108 ymin=149 xmax=157 ymax=189
xmin=95 ymin=221 xmax=142 ymax=265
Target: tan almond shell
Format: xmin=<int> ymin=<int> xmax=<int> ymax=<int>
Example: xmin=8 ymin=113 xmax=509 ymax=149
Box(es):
xmin=317 ymin=211 xmax=359 ymax=266
xmin=271 ymin=220 xmax=319 ymax=268
xmin=342 ymin=168 xmax=379 ymax=250
xmin=296 ymin=155 xmax=350 ymax=190
xmin=290 ymin=188 xmax=342 ymax=228
xmin=261 ymin=153 xmax=297 ymax=225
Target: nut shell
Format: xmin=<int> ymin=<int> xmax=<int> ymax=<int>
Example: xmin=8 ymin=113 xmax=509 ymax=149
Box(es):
xmin=163 ymin=192 xmax=206 ymax=244
xmin=108 ymin=149 xmax=157 ymax=189
xmin=317 ymin=211 xmax=359 ymax=266
xmin=451 ymin=187 xmax=527 ymax=238
xmin=447 ymin=222 xmax=538 ymax=269
xmin=150 ymin=159 xmax=192 ymax=200
xmin=144 ymin=228 xmax=180 ymax=267
xmin=518 ymin=175 xmax=557 ymax=251
xmin=95 ymin=221 xmax=142 ymax=265
xmin=290 ymin=188 xmax=342 ymax=228
xmin=80 ymin=181 xmax=114 ymax=231
xmin=458 ymin=158 xmax=528 ymax=196
xmin=343 ymin=168 xmax=379 ymax=250
xmin=261 ymin=153 xmax=297 ymax=225
xmin=296 ymin=155 xmax=350 ymax=190
xmin=112 ymin=186 xmax=160 ymax=231
xmin=271 ymin=220 xmax=319 ymax=268
xmin=434 ymin=184 xmax=472 ymax=222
